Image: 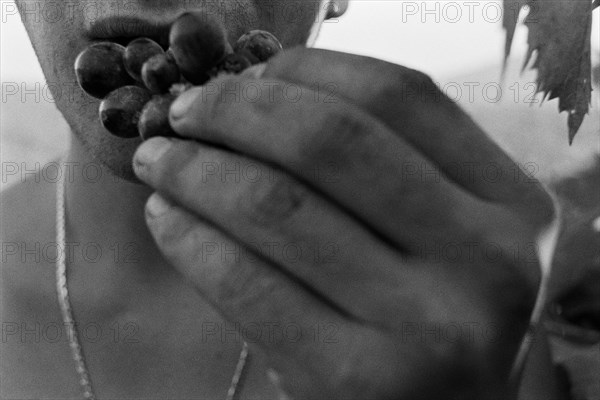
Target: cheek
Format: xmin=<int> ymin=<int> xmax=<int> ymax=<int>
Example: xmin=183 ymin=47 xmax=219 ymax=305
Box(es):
xmin=37 ymin=29 xmax=93 ymax=122
xmin=24 ymin=14 xmax=83 ymax=87
xmin=20 ymin=13 xmax=92 ymax=125
xmin=22 ymin=17 xmax=118 ymax=165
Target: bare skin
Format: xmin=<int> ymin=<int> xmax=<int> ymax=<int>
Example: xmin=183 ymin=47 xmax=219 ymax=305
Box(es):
xmin=131 ymin=50 xmax=560 ymax=399
xmin=1 ymin=1 xmax=343 ymax=397
xmin=0 ymin=0 xmax=570 ymax=398
xmin=0 ymin=138 xmax=281 ymax=399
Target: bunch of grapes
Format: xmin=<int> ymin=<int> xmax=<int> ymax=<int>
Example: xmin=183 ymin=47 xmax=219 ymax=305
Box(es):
xmin=74 ymin=12 xmax=282 ymax=140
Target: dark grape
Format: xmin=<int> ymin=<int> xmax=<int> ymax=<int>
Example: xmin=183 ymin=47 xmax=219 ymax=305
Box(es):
xmin=74 ymin=42 xmax=134 ymax=99
xmin=234 ymin=30 xmax=282 ymax=63
xmin=169 ymin=11 xmax=231 ymax=84
xmin=138 ymin=94 xmax=179 ymax=140
xmin=99 ymin=86 xmax=152 ymax=138
xmin=217 ymin=52 xmax=252 ymax=75
xmin=141 ymin=52 xmax=181 ymax=94
xmin=124 ymin=37 xmax=164 ymax=82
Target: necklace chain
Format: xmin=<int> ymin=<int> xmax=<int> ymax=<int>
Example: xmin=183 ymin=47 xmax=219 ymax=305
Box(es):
xmin=55 ymin=166 xmax=248 ymax=400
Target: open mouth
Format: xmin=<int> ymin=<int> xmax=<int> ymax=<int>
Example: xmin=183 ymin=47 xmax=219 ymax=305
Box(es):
xmin=86 ymin=17 xmax=173 ymax=49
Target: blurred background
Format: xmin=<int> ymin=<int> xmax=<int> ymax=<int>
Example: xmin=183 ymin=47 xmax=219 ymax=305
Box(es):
xmin=1 ymin=0 xmax=599 ymax=188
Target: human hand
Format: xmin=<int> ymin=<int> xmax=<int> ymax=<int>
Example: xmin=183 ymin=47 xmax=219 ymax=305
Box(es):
xmin=132 ymin=48 xmax=556 ymax=400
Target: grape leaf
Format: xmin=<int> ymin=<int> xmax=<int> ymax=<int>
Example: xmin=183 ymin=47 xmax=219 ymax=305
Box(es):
xmin=503 ymin=0 xmax=594 ymax=144
xmin=503 ymin=0 xmax=527 ymax=58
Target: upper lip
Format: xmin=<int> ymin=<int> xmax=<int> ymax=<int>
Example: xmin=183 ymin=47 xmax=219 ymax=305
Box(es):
xmin=86 ymin=16 xmax=173 ymax=48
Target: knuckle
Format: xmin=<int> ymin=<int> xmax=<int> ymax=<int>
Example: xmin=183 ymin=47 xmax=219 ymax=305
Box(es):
xmin=150 ymin=207 xmax=211 ymax=270
xmin=366 ymin=65 xmax=443 ymax=115
xmin=208 ymin=74 xmax=245 ymax=118
xmin=330 ymin=329 xmax=399 ymax=400
xmin=171 ymin=163 xmax=194 ymax=194
xmin=180 ymin=226 xmax=222 ymax=267
xmin=151 ymin=208 xmax=195 ymax=250
xmin=405 ymin=68 xmax=436 ymax=88
xmin=301 ymin=108 xmax=372 ymax=170
xmin=378 ymin=64 xmax=434 ymax=88
xmin=395 ymin=68 xmax=440 ymax=103
xmin=243 ymin=175 xmax=307 ymax=225
xmin=494 ymin=179 xmax=557 ymax=255
xmin=158 ymin=140 xmax=202 ymax=190
xmin=168 ymin=145 xmax=222 ymax=199
xmin=475 ymin=252 xmax=539 ymax=327
xmin=520 ymin=183 xmax=557 ymax=231
xmin=168 ymin=218 xmax=197 ymax=249
xmin=216 ymin=258 xmax=278 ymax=312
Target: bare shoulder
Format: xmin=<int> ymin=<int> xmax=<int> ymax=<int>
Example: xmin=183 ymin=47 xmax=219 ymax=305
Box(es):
xmin=1 ymin=166 xmax=58 ymax=300
xmin=1 ymin=165 xmax=60 ymax=320
xmin=0 ymin=168 xmax=80 ymax=399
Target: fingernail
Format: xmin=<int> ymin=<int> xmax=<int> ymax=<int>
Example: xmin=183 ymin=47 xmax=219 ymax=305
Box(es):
xmin=170 ymin=88 xmax=200 ymax=120
xmin=145 ymin=193 xmax=173 ymax=219
xmin=134 ymin=136 xmax=172 ymax=169
xmin=241 ymin=63 xmax=267 ymax=79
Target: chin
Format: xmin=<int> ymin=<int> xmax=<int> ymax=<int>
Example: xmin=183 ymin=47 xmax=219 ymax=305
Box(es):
xmin=74 ymin=123 xmax=146 ymax=184
xmin=91 ymin=135 xmax=145 ymax=183
xmin=61 ymin=93 xmax=147 ymax=184
xmin=105 ymin=156 xmax=145 ymax=184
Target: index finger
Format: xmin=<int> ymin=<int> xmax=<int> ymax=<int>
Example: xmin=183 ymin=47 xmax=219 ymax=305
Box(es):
xmin=262 ymin=48 xmax=555 ymax=228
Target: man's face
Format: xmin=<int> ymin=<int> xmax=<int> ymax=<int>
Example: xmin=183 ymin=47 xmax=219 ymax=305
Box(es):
xmin=20 ymin=0 xmax=338 ymax=181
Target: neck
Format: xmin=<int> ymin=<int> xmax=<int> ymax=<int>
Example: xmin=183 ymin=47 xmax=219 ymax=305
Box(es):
xmin=62 ymin=136 xmax=176 ymax=313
